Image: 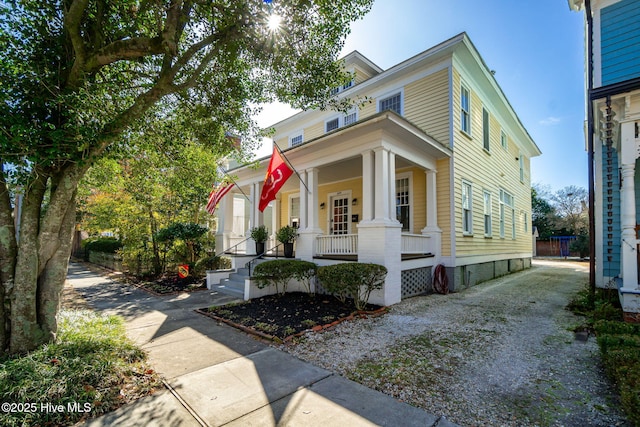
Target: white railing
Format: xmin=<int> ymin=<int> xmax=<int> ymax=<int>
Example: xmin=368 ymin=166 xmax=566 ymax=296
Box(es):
xmin=401 ymin=233 xmax=433 ymax=254
xmin=316 ymin=234 xmax=358 ymax=255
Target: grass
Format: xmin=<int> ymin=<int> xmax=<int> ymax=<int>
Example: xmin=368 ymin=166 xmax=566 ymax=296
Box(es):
xmin=0 ymin=310 xmax=161 ymax=427
xmin=568 ymin=286 xmax=640 ymax=425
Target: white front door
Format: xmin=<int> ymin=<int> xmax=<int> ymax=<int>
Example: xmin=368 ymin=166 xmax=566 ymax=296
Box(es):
xmin=329 ymin=194 xmax=350 ymax=235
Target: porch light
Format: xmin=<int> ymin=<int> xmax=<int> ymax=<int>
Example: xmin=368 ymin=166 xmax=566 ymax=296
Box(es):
xmin=352 ymin=198 xmax=358 ymax=206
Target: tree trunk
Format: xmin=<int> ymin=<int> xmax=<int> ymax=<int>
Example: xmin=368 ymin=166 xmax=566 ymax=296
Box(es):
xmin=10 ymin=176 xmax=48 ymax=353
xmin=37 ymin=195 xmax=76 ymax=342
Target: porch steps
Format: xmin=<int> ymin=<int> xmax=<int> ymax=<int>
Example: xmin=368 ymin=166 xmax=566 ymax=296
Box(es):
xmin=214 ymin=267 xmax=249 ymax=298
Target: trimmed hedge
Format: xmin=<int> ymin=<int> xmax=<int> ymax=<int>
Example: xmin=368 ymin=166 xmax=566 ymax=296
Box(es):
xmin=317 ymin=263 xmax=387 ymax=310
xmin=594 ymin=320 xmax=640 ymax=425
xmin=253 ymin=260 xmax=317 ymax=295
xmin=83 ymin=237 xmax=123 ymax=254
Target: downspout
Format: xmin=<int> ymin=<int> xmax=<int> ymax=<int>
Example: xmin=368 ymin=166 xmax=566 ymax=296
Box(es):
xmin=585 ymin=0 xmax=596 ymax=301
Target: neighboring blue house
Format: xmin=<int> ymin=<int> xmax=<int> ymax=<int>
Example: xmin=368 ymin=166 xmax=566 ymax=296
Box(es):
xmin=569 ymin=0 xmax=640 ymax=321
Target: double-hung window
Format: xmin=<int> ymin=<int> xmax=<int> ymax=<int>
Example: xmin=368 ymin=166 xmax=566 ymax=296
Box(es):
xmin=379 ymin=92 xmax=402 ymax=115
xmin=396 ymin=176 xmax=410 ymax=231
xmin=501 ymin=130 xmax=508 ymax=150
xmin=462 ymin=181 xmax=473 ymax=235
xmin=499 ymin=189 xmax=514 ymax=239
xmin=460 ymin=85 xmax=470 ymax=134
xmin=483 ymin=191 xmax=492 ymax=237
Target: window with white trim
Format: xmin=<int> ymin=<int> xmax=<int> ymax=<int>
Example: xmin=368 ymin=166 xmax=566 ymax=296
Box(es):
xmin=523 ymin=211 xmax=528 ymax=233
xmin=501 ymin=129 xmax=507 ymax=150
xmin=289 ymin=132 xmax=303 ymax=147
xmin=462 ymin=181 xmax=473 ymax=234
xmin=483 ymin=190 xmax=492 ymax=237
xmin=325 ymin=117 xmax=339 ymax=132
xmin=482 ymin=107 xmax=490 ymax=151
xmin=344 ymin=108 xmax=358 ymax=126
xmin=519 ymin=154 xmax=525 ymax=183
xmin=460 ymin=85 xmax=470 ymax=134
xmin=396 ymin=176 xmax=410 ymax=231
xmin=379 ymin=92 xmax=402 ymax=115
xmin=499 ymin=189 xmax=514 ymax=239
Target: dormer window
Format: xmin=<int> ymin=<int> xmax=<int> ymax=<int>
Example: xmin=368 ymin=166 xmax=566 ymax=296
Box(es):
xmin=378 ymin=91 xmax=402 ymax=115
xmin=342 ymin=80 xmax=354 ymax=90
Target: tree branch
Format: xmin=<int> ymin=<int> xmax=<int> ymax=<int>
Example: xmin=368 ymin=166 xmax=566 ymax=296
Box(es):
xmin=64 ymin=0 xmax=90 ymax=88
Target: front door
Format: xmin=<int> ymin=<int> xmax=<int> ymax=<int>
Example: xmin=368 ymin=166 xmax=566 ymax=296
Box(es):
xmin=330 ymin=195 xmax=350 ymax=235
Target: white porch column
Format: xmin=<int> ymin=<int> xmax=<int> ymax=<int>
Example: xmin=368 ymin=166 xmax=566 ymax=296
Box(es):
xmin=215 ymin=194 xmax=234 ymax=255
xmin=297 ymin=168 xmax=321 ymax=261
xmin=358 ymin=147 xmax=402 ymax=307
xmin=620 ymin=119 xmax=639 ymax=291
xmin=299 ymin=171 xmax=308 ymax=230
xmin=373 ymin=147 xmax=391 ymax=222
xmin=362 ymin=150 xmax=374 ymax=222
xmin=422 ymin=169 xmax=442 ymax=261
xmin=246 ymin=182 xmax=263 ymax=254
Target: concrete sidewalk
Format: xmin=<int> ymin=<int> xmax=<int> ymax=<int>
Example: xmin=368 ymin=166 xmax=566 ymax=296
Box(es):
xmin=68 ymin=262 xmax=457 ymax=427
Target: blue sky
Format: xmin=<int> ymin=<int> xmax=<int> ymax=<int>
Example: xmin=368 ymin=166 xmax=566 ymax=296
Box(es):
xmin=255 ymin=0 xmax=587 ymax=192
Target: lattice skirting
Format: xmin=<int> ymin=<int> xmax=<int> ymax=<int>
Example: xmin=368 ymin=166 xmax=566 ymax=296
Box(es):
xmin=401 ymin=267 xmax=432 ymax=299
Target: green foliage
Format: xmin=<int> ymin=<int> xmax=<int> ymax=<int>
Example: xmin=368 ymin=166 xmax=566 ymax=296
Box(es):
xmin=253 ymin=260 xmax=317 ymax=296
xmin=83 ymin=237 xmax=123 ymax=254
xmin=569 ymin=234 xmax=590 ymax=258
xmin=317 ymin=263 xmax=387 ymax=310
xmin=250 ymin=225 xmax=269 ymax=243
xmin=0 ymin=310 xmax=160 ymax=427
xmin=194 ymin=256 xmax=232 ymax=274
xmin=276 ymin=225 xmax=298 ymax=244
xmin=594 ymin=320 xmax=640 ymax=425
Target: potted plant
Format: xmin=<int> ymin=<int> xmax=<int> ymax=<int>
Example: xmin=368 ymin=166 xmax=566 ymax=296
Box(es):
xmin=250 ymin=225 xmax=268 ymax=255
xmin=276 ymin=225 xmax=297 ymax=258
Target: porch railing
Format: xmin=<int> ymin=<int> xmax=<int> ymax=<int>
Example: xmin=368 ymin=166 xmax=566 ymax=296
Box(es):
xmin=316 ymin=234 xmax=358 ymax=255
xmin=401 ymin=233 xmax=433 ymax=254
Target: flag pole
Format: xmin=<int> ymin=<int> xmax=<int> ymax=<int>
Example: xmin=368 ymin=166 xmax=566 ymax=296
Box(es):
xmin=218 ymin=166 xmax=252 ymax=204
xmin=273 ymin=142 xmax=311 ymax=195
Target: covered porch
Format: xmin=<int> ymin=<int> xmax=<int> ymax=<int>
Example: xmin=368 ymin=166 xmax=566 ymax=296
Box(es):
xmin=215 ymin=112 xmax=451 ymax=305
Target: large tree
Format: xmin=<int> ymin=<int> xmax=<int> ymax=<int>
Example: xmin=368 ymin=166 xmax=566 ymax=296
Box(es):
xmin=0 ymin=0 xmax=373 ymax=353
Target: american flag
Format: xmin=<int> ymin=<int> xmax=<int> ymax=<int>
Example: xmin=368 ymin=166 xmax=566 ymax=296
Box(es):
xmin=206 ymin=182 xmax=234 ymax=215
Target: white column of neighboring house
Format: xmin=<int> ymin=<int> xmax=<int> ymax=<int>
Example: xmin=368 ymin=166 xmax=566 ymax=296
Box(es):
xmin=246 ymin=181 xmax=263 ymax=255
xmin=422 ymin=169 xmax=441 ymax=262
xmin=296 ymin=168 xmax=321 ymax=261
xmin=215 ymin=194 xmax=234 ymax=255
xmin=619 ymin=115 xmax=640 ymax=316
xmin=358 ymin=147 xmax=402 ymax=306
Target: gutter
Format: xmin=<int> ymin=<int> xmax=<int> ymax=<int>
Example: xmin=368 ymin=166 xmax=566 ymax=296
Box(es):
xmin=585 ymin=0 xmax=596 ymax=294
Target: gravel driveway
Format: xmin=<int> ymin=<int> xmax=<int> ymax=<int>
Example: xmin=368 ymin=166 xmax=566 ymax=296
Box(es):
xmin=280 ymin=259 xmax=631 ymax=426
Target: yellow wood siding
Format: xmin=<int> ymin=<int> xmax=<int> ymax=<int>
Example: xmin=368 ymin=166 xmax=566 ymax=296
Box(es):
xmin=404 ymin=69 xmax=450 ymax=145
xmin=436 ymin=158 xmax=452 ymax=257
xmin=354 ymin=68 xmax=370 ymax=84
xmin=303 ymin=121 xmax=324 ymax=143
xmin=452 ymin=68 xmax=532 ymax=259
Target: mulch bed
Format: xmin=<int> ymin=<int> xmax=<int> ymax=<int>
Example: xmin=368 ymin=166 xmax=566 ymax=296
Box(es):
xmin=127 ymin=274 xmax=207 ymax=296
xmin=197 ymin=292 xmax=387 ymax=342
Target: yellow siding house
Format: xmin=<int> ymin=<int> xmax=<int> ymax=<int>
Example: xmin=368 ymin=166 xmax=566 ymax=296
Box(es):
xmin=214 ymin=33 xmax=541 ymax=306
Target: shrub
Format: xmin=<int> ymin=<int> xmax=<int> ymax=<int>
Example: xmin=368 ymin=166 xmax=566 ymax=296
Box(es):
xmin=194 ymin=255 xmax=231 ymax=274
xmin=317 ymin=263 xmax=387 ymax=310
xmin=253 ymin=260 xmax=317 ymax=295
xmin=83 ymin=237 xmax=123 ymax=254
xmin=593 ymin=320 xmax=640 ymax=424
xmin=276 ymin=225 xmax=298 ymax=243
xmin=250 ymin=225 xmax=269 ymax=243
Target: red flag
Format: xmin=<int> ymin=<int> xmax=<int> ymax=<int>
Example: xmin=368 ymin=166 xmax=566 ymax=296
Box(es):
xmin=206 ymin=182 xmax=234 ymax=215
xmin=259 ymin=146 xmax=293 ymax=212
